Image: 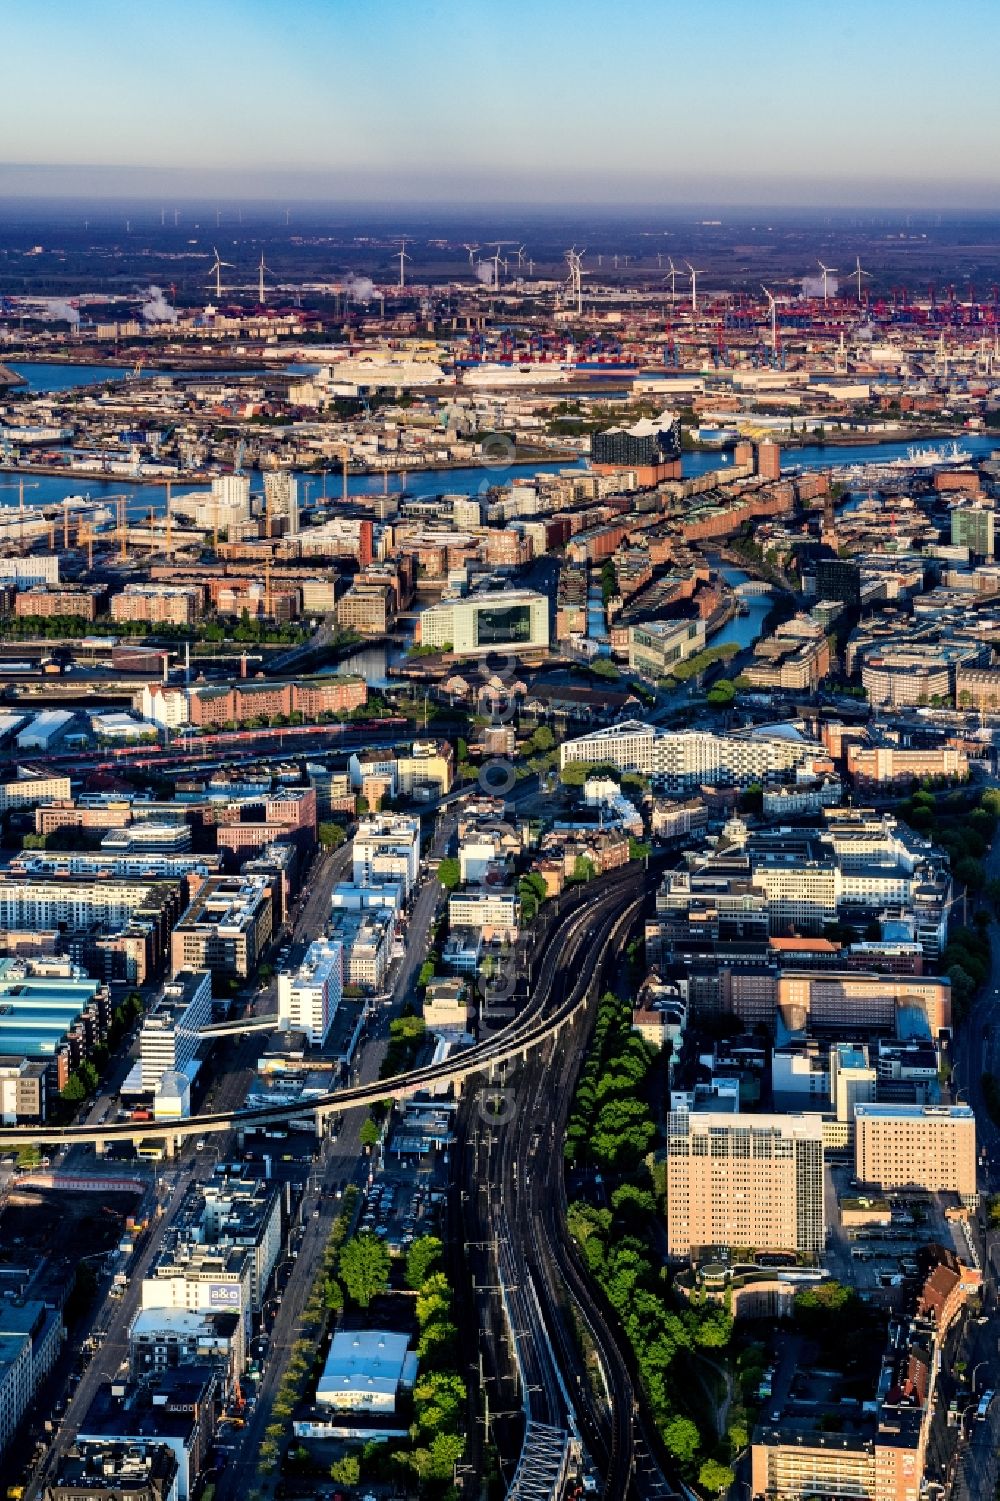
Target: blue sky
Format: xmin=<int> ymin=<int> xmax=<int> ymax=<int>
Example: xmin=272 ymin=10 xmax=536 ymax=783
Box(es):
xmin=2 ymin=0 xmax=999 ymax=204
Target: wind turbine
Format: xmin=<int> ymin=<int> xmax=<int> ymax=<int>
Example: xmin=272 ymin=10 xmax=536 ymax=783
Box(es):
xmin=395 ymin=238 xmax=411 ymax=289
xmin=666 ymin=257 xmax=680 ymax=302
xmin=565 ymin=247 xmax=585 ymax=315
xmin=463 ymin=243 xmax=480 ymax=273
xmin=487 ymin=241 xmax=517 ymax=290
xmin=762 ymin=285 xmax=777 ymax=352
xmin=685 ymin=261 xmax=706 ymax=312
xmin=207 ymin=247 xmax=234 ymax=299
xmin=257 ymin=252 xmax=272 ymax=305
xmin=852 ymin=255 xmax=871 ymax=303
xmin=515 ymin=245 xmax=527 ymax=273
xmin=818 ymin=261 xmax=838 ymax=304
xmin=660 ymin=258 xmax=678 ymax=304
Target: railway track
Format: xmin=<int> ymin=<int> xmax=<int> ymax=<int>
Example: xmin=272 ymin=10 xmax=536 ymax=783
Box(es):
xmin=459 ymin=878 xmax=670 ymax=1499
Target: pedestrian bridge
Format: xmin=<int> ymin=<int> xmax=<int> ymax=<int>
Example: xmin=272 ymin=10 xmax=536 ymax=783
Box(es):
xmin=733 ymin=579 xmax=773 ymax=597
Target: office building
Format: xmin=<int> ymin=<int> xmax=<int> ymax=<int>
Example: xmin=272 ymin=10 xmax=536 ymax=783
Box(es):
xmin=328 ymin=906 xmax=393 ymax=990
xmin=830 ymin=1043 xmax=877 ymax=1125
xmin=777 ymin=972 xmax=951 ymax=1039
xmin=44 ymin=1440 xmax=179 ymax=1501
xmin=395 ymin=739 xmax=454 ymax=799
xmin=139 ymin=970 xmax=212 ymax=1093
xmin=447 ymin=888 xmax=519 ymax=938
xmin=336 ymin=583 xmax=395 ymax=635
xmin=627 ymin=618 xmax=706 ymax=679
xmin=0 ymin=1300 xmax=63 ymax=1459
xmin=950 ymin=501 xmax=995 ymax=559
xmin=169 ymin=877 xmax=272 ymax=980
xmin=665 ymin=1110 xmax=824 ymax=1260
xmin=756 ymin=439 xmax=781 ymax=480
xmin=353 ymin=814 xmax=421 ymax=896
xmin=277 ymin=939 xmax=342 ymax=1045
xmin=141 ymin=1247 xmax=253 ymax=1341
xmin=417 ymin=589 xmax=549 ymax=657
xmin=854 ymin=1103 xmax=976 ymax=1201
xmin=816 ymin=557 xmax=862 ymax=607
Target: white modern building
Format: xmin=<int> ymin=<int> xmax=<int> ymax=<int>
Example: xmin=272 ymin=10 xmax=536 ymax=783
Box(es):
xmin=353 ymin=814 xmax=421 ymax=897
xmin=141 ymin=1246 xmax=253 ymax=1339
xmin=277 ymin=939 xmax=343 ymax=1045
xmin=139 ymin=969 xmax=213 ymax=1092
xmin=448 ymin=888 xmax=519 ymax=937
xmin=417 ymin=589 xmax=549 ymax=657
xmin=560 ymin=720 xmax=827 ymax=790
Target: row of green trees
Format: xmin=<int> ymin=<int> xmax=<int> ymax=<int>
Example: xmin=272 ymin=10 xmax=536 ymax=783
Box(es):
xmin=565 ymin=994 xmax=737 ymax=1495
xmin=258 ymin=1186 xmax=360 ymax=1476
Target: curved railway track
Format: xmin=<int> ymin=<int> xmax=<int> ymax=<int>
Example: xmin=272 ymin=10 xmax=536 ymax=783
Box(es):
xmin=0 ymin=866 xmax=646 ymax=1149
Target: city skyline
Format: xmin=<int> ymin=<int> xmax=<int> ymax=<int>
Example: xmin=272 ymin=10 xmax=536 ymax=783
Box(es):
xmin=1 ymin=0 xmax=999 ymax=207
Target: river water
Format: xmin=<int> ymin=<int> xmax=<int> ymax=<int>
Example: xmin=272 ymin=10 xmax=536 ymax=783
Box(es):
xmin=3 ymin=436 xmax=996 ymax=513
xmin=4 ymin=360 xmax=325 ymax=393
xmin=2 ymin=360 xmax=996 ymax=514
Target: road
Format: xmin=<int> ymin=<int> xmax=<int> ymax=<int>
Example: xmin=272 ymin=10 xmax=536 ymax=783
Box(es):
xmin=23 ymin=842 xmax=353 ymax=1501
xmin=217 ymin=816 xmax=455 ymax=1497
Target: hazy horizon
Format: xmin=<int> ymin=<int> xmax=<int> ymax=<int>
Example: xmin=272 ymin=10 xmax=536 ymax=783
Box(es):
xmin=3 ymin=0 xmax=999 ymax=212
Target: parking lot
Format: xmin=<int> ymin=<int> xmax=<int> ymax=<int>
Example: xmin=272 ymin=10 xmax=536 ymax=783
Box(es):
xmin=825 ymin=1160 xmax=978 ymax=1300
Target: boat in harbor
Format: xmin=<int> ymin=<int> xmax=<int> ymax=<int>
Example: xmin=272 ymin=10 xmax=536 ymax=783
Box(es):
xmin=884 ymin=440 xmax=971 ymax=470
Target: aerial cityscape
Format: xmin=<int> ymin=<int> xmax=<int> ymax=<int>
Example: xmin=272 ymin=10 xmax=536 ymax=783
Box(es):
xmin=2 ymin=4 xmax=1000 ymax=1501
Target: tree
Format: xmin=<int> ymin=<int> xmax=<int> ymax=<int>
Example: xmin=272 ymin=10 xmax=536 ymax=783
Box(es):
xmin=706 ymin=678 xmax=736 ymax=708
xmin=410 ymin=1431 xmax=465 ymax=1482
xmin=437 ymin=856 xmax=461 ymax=890
xmin=571 ymin=854 xmax=597 ymax=884
xmin=698 ymin=1458 xmax=735 ymax=1495
xmin=406 ymin=1234 xmax=443 ymax=1290
xmin=415 ymin=1271 xmax=451 ymax=1327
xmin=527 ymin=724 xmax=555 ymax=753
xmin=339 ymin=1231 xmax=390 ymax=1308
xmin=359 ymin=1116 xmax=381 ymax=1151
xmin=330 ymin=1455 xmax=361 ymax=1486
xmin=412 ymin=1370 xmax=464 ymax=1434
xmin=61 ymin=1072 xmax=87 ymax=1104
xmin=663 ymin=1415 xmax=701 ymax=1463
xmin=318 ymin=822 xmax=346 ymax=849
xmin=560 ymin=759 xmax=599 ymax=787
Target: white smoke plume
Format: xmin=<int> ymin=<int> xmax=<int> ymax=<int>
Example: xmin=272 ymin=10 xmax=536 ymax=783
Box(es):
xmin=345 ymin=275 xmax=374 ymax=303
xmin=46 ymin=298 xmax=80 ymax=325
xmin=142 ymin=286 xmax=179 ymax=323
xmin=476 ymin=261 xmax=495 ymax=286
